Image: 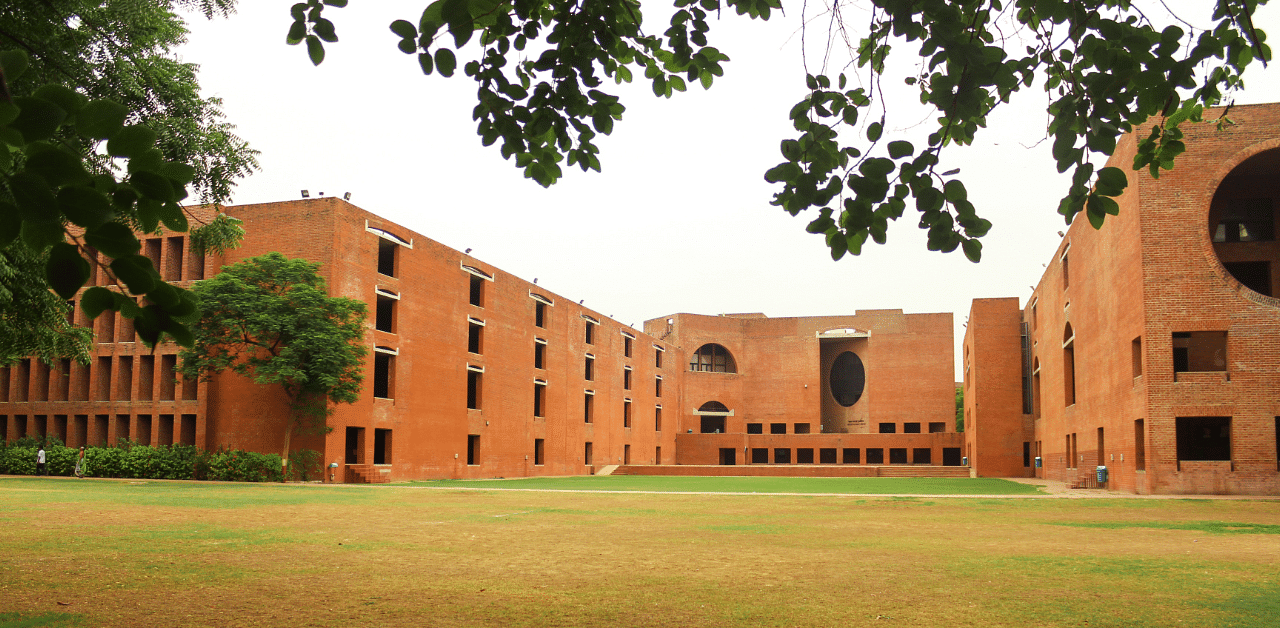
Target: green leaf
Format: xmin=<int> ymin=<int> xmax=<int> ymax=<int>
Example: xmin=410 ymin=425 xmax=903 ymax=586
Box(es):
xmin=943 ymin=179 xmax=967 ymax=202
xmin=110 ymin=255 xmax=157 ymax=294
xmin=46 ymin=242 xmax=90 ymax=299
xmin=83 ymin=222 xmax=141 ymax=259
xmin=20 ymin=218 xmax=64 ymax=250
xmin=313 ymin=18 xmax=339 ymax=42
xmin=57 ymin=186 xmax=115 ymax=228
xmin=137 ymin=198 xmax=161 ymax=232
xmin=306 ymin=35 xmax=326 ymax=65
xmin=442 ymin=0 xmax=474 ymax=47
xmin=418 ymin=52 xmax=434 ymax=74
xmin=33 ymin=84 xmax=86 ymax=115
xmin=25 ymin=146 xmax=92 ymax=187
xmin=80 ymin=287 xmax=116 ymax=319
xmin=157 ymin=161 xmax=197 ymax=185
xmin=961 ymin=238 xmax=982 ymax=263
xmin=9 ymin=96 xmax=67 ymax=143
xmin=8 ymin=172 xmax=59 ymax=222
xmin=76 ymin=99 xmax=128 ymax=139
xmin=887 ymin=140 xmax=913 ymax=159
xmin=390 ymin=19 xmax=417 ymax=38
xmin=159 ymin=201 xmax=189 ymax=232
xmin=867 ymin=121 xmax=883 ymax=142
xmin=1095 ymin=166 xmax=1128 ymax=197
xmin=106 ymin=125 xmax=158 ymax=158
xmin=435 ymin=48 xmax=457 ymax=77
xmin=287 ymin=20 xmax=307 ymax=44
xmin=129 ymin=171 xmax=175 ymax=202
xmin=0 ymin=202 xmax=19 ymax=246
xmin=0 ymin=49 xmax=30 ymax=81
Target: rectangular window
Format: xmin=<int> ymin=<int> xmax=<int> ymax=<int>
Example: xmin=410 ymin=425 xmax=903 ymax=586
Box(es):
xmin=467 ymin=434 xmax=480 ymax=465
xmin=655 ymin=376 xmax=662 ymax=397
xmin=114 ymin=414 xmax=130 ymax=444
xmin=1132 ymin=336 xmax=1142 ymax=378
xmin=773 ymin=448 xmax=791 ymax=464
xmin=1213 ymin=198 xmax=1275 ymax=242
xmin=623 ymin=336 xmax=633 ymax=358
xmin=159 ymin=355 xmax=176 ymax=401
xmin=751 ymin=448 xmax=769 ymax=463
xmin=700 ymin=416 xmax=725 ymax=433
xmin=145 ymin=239 xmax=161 ymax=272
xmin=469 ymin=273 xmax=484 ymax=307
xmin=0 ymin=366 xmax=8 ymax=402
xmin=179 ymin=414 xmax=196 ymax=446
xmin=584 ymin=355 xmax=594 ymax=381
xmin=118 ymin=309 xmax=134 ymax=342
xmin=903 ymin=422 xmax=921 ymax=434
xmin=345 ymin=426 xmax=365 ymax=464
xmin=747 ymin=423 xmax=763 ymax=434
xmin=138 ymin=356 xmax=154 ymax=401
xmin=878 ymin=423 xmax=896 ymax=434
xmin=623 ymin=367 xmax=632 ymax=390
xmin=376 ymin=294 xmax=396 ymax=333
xmin=1176 ymin=416 xmax=1231 ymax=462
xmin=95 ymin=357 xmax=111 ymax=401
xmin=796 ymin=448 xmax=814 ymax=464
xmin=1061 ymin=249 xmax=1069 ymax=289
xmin=914 ymin=448 xmax=932 ymax=464
xmin=623 ymin=400 xmax=632 ymax=428
xmin=534 ymin=340 xmax=546 ymax=369
xmin=533 ymin=381 xmax=546 ymax=418
xmin=467 ymin=368 xmax=482 ymax=410
xmin=1097 ymin=427 xmax=1105 ymax=467
xmin=889 ymin=448 xmax=908 ymax=464
xmin=165 ymin=237 xmax=183 ymax=281
xmin=99 ymin=308 xmax=115 ymax=343
xmin=187 ymin=243 xmax=205 ymax=280
xmin=624 ymin=444 xmax=631 ymax=465
xmin=928 ymin=422 xmax=946 ymax=433
xmin=1023 ymin=442 xmax=1031 ymax=467
xmin=819 ymin=448 xmax=837 ymax=464
xmin=181 ymin=372 xmax=197 ymax=401
xmin=31 ymin=361 xmax=49 ymax=402
xmin=655 ymin=347 xmax=663 ymax=368
xmin=535 ymin=301 xmax=547 ymax=328
xmin=94 ymin=415 xmax=109 ymax=447
xmin=374 ymin=428 xmax=392 ymax=464
xmin=843 ymin=448 xmax=860 ymax=464
xmin=770 ymin=423 xmax=786 ymax=434
xmin=655 ymin=406 xmax=662 ymax=432
xmin=116 ymin=356 xmax=133 ymax=401
xmin=584 ymin=441 xmax=593 ymax=466
xmin=374 ymin=353 xmax=394 ymax=399
xmin=378 ymin=239 xmax=397 ymax=277
xmin=793 ymin=423 xmax=811 ymax=434
xmin=136 ymin=414 xmax=152 ymax=446
xmin=585 ymin=320 xmax=596 ymax=345
xmin=534 ymin=438 xmax=545 ymax=465
xmin=583 ymin=391 xmax=593 ymax=423
xmin=866 ymin=448 xmax=884 ymax=464
xmin=1063 ymin=333 xmax=1076 ymax=407
xmin=1172 ymin=331 xmax=1228 ymax=373
xmin=468 ymin=319 xmax=484 ymax=354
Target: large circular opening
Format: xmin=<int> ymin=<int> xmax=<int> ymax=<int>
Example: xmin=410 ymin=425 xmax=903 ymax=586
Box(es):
xmin=829 ymin=351 xmax=865 ymax=407
xmin=1209 ymin=147 xmax=1280 ymax=297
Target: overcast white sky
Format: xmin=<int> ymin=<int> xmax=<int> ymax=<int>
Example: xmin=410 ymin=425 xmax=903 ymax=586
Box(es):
xmin=175 ymin=1 xmax=1280 ymax=377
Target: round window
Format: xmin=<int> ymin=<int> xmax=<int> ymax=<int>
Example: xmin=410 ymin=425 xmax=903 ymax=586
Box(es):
xmin=830 ymin=351 xmax=866 ymax=407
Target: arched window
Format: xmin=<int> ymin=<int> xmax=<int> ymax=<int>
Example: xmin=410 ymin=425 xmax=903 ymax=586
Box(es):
xmin=697 ymin=401 xmax=730 ymax=413
xmin=695 ymin=401 xmax=730 ymax=434
xmin=1063 ymin=324 xmax=1076 ymax=407
xmin=690 ymin=344 xmax=737 ymax=373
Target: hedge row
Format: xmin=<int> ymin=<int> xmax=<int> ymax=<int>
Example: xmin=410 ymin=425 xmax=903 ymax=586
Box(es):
xmin=0 ymin=437 xmax=321 ymax=482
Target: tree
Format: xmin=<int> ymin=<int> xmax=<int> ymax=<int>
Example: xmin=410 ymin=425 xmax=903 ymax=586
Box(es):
xmin=955 ymin=386 xmax=964 ymax=432
xmin=0 ymin=0 xmax=257 ymax=359
xmin=287 ymin=0 xmax=1269 ymax=261
xmin=176 ymin=253 xmax=368 ymax=475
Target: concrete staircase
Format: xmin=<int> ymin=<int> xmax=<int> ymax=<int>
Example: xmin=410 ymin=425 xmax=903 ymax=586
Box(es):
xmin=613 ymin=464 xmax=972 ymax=478
xmin=346 ymin=464 xmax=392 ymax=484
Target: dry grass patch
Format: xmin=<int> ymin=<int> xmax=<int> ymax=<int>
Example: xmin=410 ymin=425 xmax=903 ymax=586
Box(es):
xmin=1 ymin=478 xmax=1277 ymax=627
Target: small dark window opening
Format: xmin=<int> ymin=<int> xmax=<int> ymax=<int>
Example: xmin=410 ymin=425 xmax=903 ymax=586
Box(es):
xmin=1135 ymin=419 xmax=1146 ymax=471
xmin=903 ymin=422 xmax=921 ymax=434
xmin=1173 ymin=331 xmax=1228 ymax=373
xmin=749 ymin=448 xmax=767 ymax=463
xmin=770 ymin=423 xmax=787 ymax=435
xmin=469 ymin=274 xmax=484 ymax=307
xmin=1023 ymin=442 xmax=1031 ymax=467
xmin=819 ymin=448 xmax=837 ymax=464
xmin=373 ymin=353 xmax=393 ymax=399
xmin=623 ymin=368 xmax=632 ymax=390
xmin=584 ymin=356 xmax=594 ymax=381
xmin=878 ymin=423 xmax=896 ymax=434
xmin=773 ymin=448 xmax=792 ymax=464
xmin=794 ymin=423 xmax=811 ymax=434
xmin=719 ymin=448 xmax=736 ymax=465
xmin=584 ymin=393 xmax=593 ymax=423
xmin=913 ymin=448 xmax=932 ymax=464
xmin=468 ymin=321 xmax=483 ymax=354
xmin=467 ymin=370 xmax=482 ymax=410
xmin=700 ymin=416 xmax=725 ymax=433
xmin=1176 ymin=416 xmax=1231 ymax=462
xmin=623 ymin=400 xmax=632 ymax=428
xmin=747 ymin=423 xmax=763 ymax=434
xmin=843 ymin=448 xmax=860 ymax=464
xmin=584 ymin=441 xmax=593 ymax=465
xmin=866 ymin=448 xmax=884 ymax=464
xmin=942 ymin=448 xmax=962 ymax=466
xmin=534 ymin=342 xmax=546 ymax=369
xmin=928 ymin=422 xmax=946 ymax=433
xmin=889 ymin=448 xmax=908 ymax=464
xmin=345 ymin=426 xmax=364 ymax=464
xmin=533 ymin=382 xmax=546 ymax=418
xmin=1132 ymin=336 xmax=1142 ymax=377
xmin=794 ymin=448 xmax=813 ymax=464
xmin=624 ymin=337 xmax=633 ymax=357
xmin=534 ymin=439 xmax=545 ymax=465
xmin=467 ymin=434 xmax=480 ymax=465
xmin=376 ymin=295 xmax=395 ymax=333
xmin=585 ymin=321 xmax=595 ymax=344
xmin=655 ymin=377 xmax=662 ymax=397
xmin=655 ymin=407 xmax=662 ymax=431
xmin=378 ymin=239 xmax=397 ymax=277
xmin=655 ymin=348 xmax=663 ymax=368
xmin=374 ymin=428 xmax=392 ymax=465
xmin=535 ymin=301 xmax=547 ymax=327
xmin=1061 ymin=250 xmax=1070 ymax=289
xmin=1213 ymin=199 xmax=1274 ymax=243
xmin=1064 ymin=324 xmax=1076 ymax=406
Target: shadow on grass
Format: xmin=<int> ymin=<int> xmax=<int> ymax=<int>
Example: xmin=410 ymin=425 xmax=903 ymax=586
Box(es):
xmin=0 ymin=613 xmax=85 ymax=628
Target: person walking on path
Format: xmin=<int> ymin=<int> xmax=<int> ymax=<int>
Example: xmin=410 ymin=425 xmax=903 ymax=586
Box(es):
xmin=74 ymin=447 xmax=86 ymax=478
xmin=36 ymin=446 xmax=46 ymax=476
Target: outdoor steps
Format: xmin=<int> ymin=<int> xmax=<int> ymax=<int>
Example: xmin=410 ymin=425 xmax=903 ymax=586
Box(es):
xmin=595 ymin=464 xmax=619 ymax=476
xmin=613 ymin=465 xmax=972 ymax=478
xmin=346 ymin=464 xmax=391 ymax=484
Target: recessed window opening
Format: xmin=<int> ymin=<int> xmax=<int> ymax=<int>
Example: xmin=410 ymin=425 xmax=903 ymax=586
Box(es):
xmin=467 ymin=434 xmax=480 ymax=465
xmin=535 ymin=301 xmax=547 ymax=327
xmin=584 ymin=355 xmax=595 ymax=381
xmin=467 ymin=367 xmax=483 ymax=410
xmin=1213 ymin=198 xmax=1274 ymax=243
xmin=914 ymin=448 xmax=932 ymax=464
xmin=830 ymin=351 xmax=866 ymax=406
xmin=751 ymin=448 xmax=769 ymax=463
xmin=534 ymin=340 xmax=546 ymax=369
xmin=468 ymin=319 xmax=484 ymax=354
xmin=774 ymin=448 xmax=792 ymax=464
xmin=469 ymin=274 xmax=484 ymax=307
xmin=1132 ymin=336 xmax=1142 ymax=378
xmin=654 ymin=345 xmax=664 ymax=368
xmin=165 ymin=237 xmax=183 ymax=281
xmin=690 ymin=343 xmax=736 ymax=373
xmin=374 ymin=428 xmax=392 ymax=464
xmin=373 ymin=351 xmax=395 ymax=399
xmin=623 ymin=334 xmax=634 ymax=357
xmin=623 ymin=366 xmax=632 ymax=390
xmin=655 ymin=406 xmax=662 ymax=431
xmin=623 ymin=399 xmax=632 ymax=428
xmin=1061 ymin=246 xmax=1070 ymax=289
xmin=584 ymin=391 xmax=594 ymax=423
xmin=376 ymin=293 xmax=396 ymax=333
xmin=878 ymin=423 xmax=896 ymax=434
xmin=843 ymin=448 xmax=860 ymax=464
xmin=820 ymin=448 xmax=837 ymax=464
xmin=1063 ymin=323 xmax=1076 ymax=406
xmin=1032 ymin=357 xmax=1042 ymax=418
xmin=584 ymin=319 xmax=596 ymax=345
xmin=533 ymin=380 xmax=547 ymax=418
xmin=1135 ymin=419 xmax=1147 ymax=471
xmin=796 ymin=448 xmax=815 ymax=464
xmin=929 ymin=422 xmax=946 ymax=433
xmin=655 ymin=376 xmax=662 ymax=397
xmin=1176 ymin=416 xmax=1231 ymax=462
xmin=1031 ymin=298 xmax=1038 ymax=331
xmin=866 ymin=448 xmax=884 ymax=464
xmin=1023 ymin=442 xmax=1031 ymax=467
xmin=794 ymin=423 xmax=811 ymax=434
xmin=584 ymin=442 xmax=593 ymax=466
xmin=700 ymin=415 xmax=725 ymax=433
xmin=889 ymin=448 xmax=908 ymax=464
xmin=345 ymin=426 xmax=364 ymax=464
xmin=378 ymin=239 xmax=398 ymax=277
xmin=534 ymin=438 xmax=545 ymax=465
xmin=747 ymin=423 xmax=763 ymax=434
xmin=770 ymin=423 xmax=786 ymax=434
xmin=903 ymin=422 xmax=921 ymax=434
xmin=655 ymin=446 xmax=662 ymax=464
xmin=1172 ymin=331 xmax=1227 ymax=373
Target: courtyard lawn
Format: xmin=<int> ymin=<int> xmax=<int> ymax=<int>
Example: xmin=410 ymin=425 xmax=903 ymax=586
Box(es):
xmin=2 ymin=477 xmax=1278 ymax=628
xmin=409 ymin=475 xmax=1046 ymax=495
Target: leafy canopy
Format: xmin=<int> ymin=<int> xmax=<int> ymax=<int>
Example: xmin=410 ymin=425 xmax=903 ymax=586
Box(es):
xmin=286 ymin=0 xmax=1269 ymax=261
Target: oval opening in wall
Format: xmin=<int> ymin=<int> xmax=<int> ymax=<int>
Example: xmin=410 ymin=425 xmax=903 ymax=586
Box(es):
xmin=830 ymin=351 xmax=865 ymax=407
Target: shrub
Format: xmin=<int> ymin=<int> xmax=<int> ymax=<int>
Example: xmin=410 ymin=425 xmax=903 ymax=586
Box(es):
xmin=0 ymin=446 xmax=37 ymax=475
xmin=289 ymin=449 xmax=321 ymax=481
xmin=207 ymin=449 xmax=283 ymax=483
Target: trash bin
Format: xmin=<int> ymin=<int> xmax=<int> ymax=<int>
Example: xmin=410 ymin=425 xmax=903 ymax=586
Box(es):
xmin=961 ymin=456 xmax=968 ymax=466
xmin=1034 ymin=456 xmax=1042 ymax=468
xmin=1096 ymin=465 xmax=1108 ymax=484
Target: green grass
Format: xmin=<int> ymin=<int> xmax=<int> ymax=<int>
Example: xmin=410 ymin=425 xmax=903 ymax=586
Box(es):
xmin=1052 ymin=520 xmax=1280 ymax=534
xmin=0 ymin=614 xmax=84 ymax=628
xmin=408 ymin=475 xmax=1044 ymax=495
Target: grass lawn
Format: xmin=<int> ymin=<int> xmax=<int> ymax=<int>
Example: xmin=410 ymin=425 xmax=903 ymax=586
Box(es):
xmin=2 ymin=477 xmax=1278 ymax=627
xmin=408 ymin=475 xmax=1046 ymax=495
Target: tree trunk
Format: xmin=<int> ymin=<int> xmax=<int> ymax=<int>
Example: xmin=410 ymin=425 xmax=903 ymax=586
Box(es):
xmin=281 ymin=418 xmax=293 ymax=482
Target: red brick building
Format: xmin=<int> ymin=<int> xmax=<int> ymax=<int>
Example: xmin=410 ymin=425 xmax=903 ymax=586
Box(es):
xmin=966 ymin=103 xmax=1280 ymax=495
